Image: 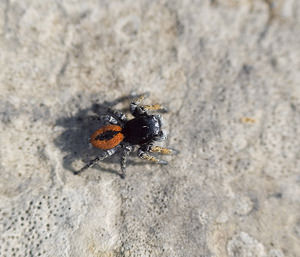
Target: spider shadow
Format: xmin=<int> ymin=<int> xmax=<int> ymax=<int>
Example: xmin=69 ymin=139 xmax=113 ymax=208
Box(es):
xmin=54 ymin=94 xmax=149 ymax=178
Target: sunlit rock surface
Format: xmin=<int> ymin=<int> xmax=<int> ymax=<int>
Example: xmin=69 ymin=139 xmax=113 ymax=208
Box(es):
xmin=0 ymin=0 xmax=299 ymax=256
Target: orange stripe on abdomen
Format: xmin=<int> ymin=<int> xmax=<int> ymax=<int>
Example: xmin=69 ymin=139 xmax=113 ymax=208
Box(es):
xmin=90 ymin=125 xmax=124 ymax=150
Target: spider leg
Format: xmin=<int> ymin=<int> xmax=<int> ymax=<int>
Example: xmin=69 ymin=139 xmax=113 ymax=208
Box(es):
xmin=151 ymin=130 xmax=166 ymax=142
xmin=130 ymin=95 xmax=146 ymax=117
xmin=137 ymin=148 xmax=168 ymax=165
xmin=107 ymin=108 xmax=127 ymax=123
xmin=89 ymin=115 xmax=119 ymax=125
xmin=75 ymin=148 xmax=118 ymax=175
xmin=149 ymin=145 xmax=178 ymax=155
xmin=91 ymin=109 xmax=128 ymax=125
xmin=143 ymin=104 xmax=168 ymax=113
xmin=130 ymin=93 xmax=167 ymax=117
xmin=120 ymin=145 xmax=133 ymax=179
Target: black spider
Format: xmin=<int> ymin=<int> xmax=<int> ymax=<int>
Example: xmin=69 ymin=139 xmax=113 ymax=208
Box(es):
xmin=76 ymin=94 xmax=177 ymax=178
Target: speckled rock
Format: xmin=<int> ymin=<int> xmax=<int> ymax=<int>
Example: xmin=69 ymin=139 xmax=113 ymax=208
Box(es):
xmin=0 ymin=0 xmax=300 ymax=256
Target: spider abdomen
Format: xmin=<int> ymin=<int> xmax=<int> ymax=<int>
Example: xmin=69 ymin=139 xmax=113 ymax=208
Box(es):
xmin=90 ymin=124 xmax=124 ymax=150
xmin=123 ymin=115 xmax=161 ymax=145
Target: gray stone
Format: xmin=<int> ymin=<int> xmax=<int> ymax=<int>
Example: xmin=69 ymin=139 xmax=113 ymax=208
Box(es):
xmin=0 ymin=0 xmax=299 ymax=256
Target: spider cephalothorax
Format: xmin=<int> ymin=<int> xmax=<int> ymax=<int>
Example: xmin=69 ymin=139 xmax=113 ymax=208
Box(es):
xmin=76 ymin=94 xmax=177 ymax=178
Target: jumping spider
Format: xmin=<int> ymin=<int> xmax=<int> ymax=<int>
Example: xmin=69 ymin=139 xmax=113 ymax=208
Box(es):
xmin=76 ymin=94 xmax=177 ymax=178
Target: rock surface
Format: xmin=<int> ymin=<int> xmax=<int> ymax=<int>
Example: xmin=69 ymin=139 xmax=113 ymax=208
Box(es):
xmin=0 ymin=0 xmax=299 ymax=256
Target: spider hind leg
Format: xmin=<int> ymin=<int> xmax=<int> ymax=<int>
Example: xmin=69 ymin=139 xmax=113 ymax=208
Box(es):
xmin=120 ymin=145 xmax=133 ymax=179
xmin=75 ymin=148 xmax=118 ymax=175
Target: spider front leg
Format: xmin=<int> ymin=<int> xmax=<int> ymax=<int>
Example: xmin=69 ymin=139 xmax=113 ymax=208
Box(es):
xmin=130 ymin=94 xmax=147 ymax=117
xmin=120 ymin=145 xmax=133 ymax=179
xmin=143 ymin=104 xmax=168 ymax=113
xmin=137 ymin=147 xmax=168 ymax=165
xmin=75 ymin=147 xmax=118 ymax=175
xmin=149 ymin=145 xmax=178 ymax=155
xmin=130 ymin=94 xmax=167 ymax=117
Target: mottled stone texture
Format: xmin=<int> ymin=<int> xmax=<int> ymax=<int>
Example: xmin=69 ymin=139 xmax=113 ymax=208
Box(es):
xmin=0 ymin=0 xmax=299 ymax=256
